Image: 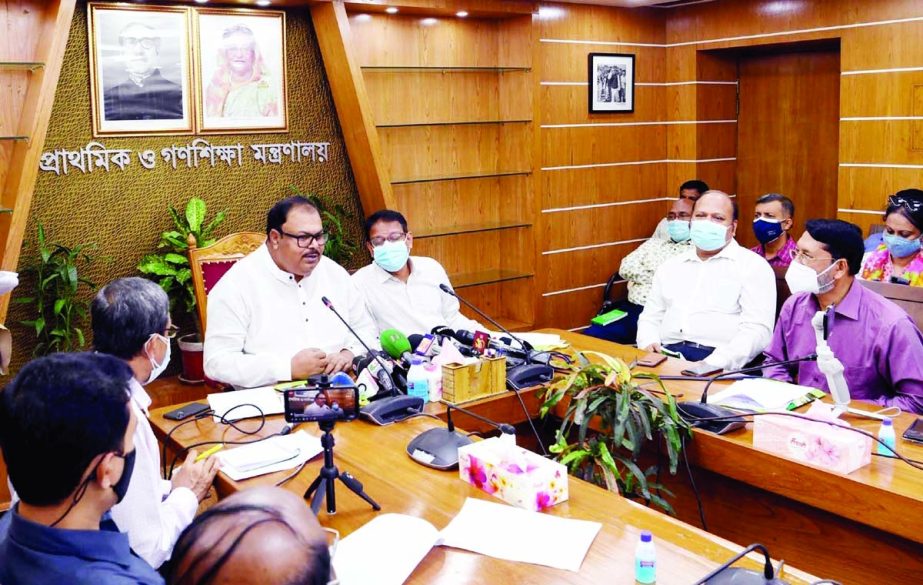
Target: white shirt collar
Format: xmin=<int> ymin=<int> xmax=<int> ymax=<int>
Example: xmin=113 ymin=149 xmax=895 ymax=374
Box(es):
xmin=257 ymin=243 xmax=304 ymax=285
xmin=128 ymin=376 xmax=152 ymax=415
xmin=371 ymin=257 xmax=414 ymax=284
xmin=682 ymin=238 xmax=741 ymax=263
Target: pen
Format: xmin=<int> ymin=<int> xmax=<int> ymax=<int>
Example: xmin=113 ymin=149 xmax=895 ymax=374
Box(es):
xmin=196 ymin=444 xmax=223 ymax=462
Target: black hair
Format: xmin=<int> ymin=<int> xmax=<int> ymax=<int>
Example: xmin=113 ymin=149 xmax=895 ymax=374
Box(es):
xmin=92 ymin=277 xmax=169 ymax=359
xmin=266 ymin=196 xmax=320 ymax=236
xmin=804 ymin=218 xmax=865 ymax=275
xmin=756 ymin=192 xmax=795 ymax=219
xmin=884 ymin=188 xmax=923 ymax=232
xmin=169 ymin=503 xmax=330 ymax=585
xmin=364 ymin=209 xmax=408 ymax=241
xmin=679 ymin=180 xmax=710 ymax=196
xmin=0 ymin=353 xmax=131 ymax=506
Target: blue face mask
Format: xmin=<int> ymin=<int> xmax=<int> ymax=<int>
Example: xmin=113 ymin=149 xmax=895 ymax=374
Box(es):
xmin=753 ymin=218 xmax=785 ymax=245
xmin=690 ymin=219 xmax=730 ymax=252
xmin=667 ymin=219 xmax=691 ymax=242
xmin=373 ymin=240 xmax=410 ymax=272
xmin=883 ymin=233 xmax=922 ymax=259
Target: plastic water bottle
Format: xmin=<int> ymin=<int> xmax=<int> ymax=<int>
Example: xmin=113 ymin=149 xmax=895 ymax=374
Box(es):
xmin=424 ymin=362 xmax=442 ymax=402
xmin=635 ymin=530 xmax=656 ymax=584
xmin=407 ymin=357 xmax=430 ymax=402
xmin=877 ymin=418 xmax=896 ymax=456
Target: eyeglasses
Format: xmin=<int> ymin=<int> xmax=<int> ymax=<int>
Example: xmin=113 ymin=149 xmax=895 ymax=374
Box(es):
xmin=165 ymin=324 xmax=179 ymax=339
xmin=788 ymin=249 xmax=833 ymax=264
xmin=369 ymin=232 xmax=407 ymax=247
xmin=120 ymin=36 xmax=158 ymax=49
xmin=280 ymin=230 xmax=328 ymax=248
xmin=323 ymin=527 xmax=340 ymax=585
xmin=889 ymin=194 xmax=923 ymax=213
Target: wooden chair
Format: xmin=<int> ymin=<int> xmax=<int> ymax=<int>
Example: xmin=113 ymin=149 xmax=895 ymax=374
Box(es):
xmin=188 ymin=231 xmax=266 ymax=335
xmin=858 ymin=278 xmax=923 ymax=331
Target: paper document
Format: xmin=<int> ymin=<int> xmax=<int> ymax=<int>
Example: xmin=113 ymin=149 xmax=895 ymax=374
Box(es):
xmin=333 ymin=514 xmax=440 ymax=585
xmin=439 ymin=497 xmax=601 ymax=572
xmin=505 ymin=332 xmax=568 ymax=351
xmin=709 ymin=378 xmax=823 ymax=412
xmin=217 ymin=430 xmax=322 ymax=481
xmin=207 ymin=386 xmax=284 ymax=421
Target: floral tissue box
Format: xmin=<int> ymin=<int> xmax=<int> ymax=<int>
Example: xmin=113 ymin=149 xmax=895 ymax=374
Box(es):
xmin=458 ymin=437 xmax=568 ymax=511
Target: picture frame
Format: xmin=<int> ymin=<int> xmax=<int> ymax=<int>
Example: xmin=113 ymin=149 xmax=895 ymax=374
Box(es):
xmin=194 ymin=8 xmax=288 ymax=134
xmin=588 ymin=52 xmax=635 ymax=113
xmin=87 ymin=3 xmax=195 ymax=137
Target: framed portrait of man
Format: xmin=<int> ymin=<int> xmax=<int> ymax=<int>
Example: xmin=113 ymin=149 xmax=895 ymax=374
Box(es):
xmin=88 ymin=3 xmax=194 ymax=137
xmin=194 ymin=8 xmax=288 ymax=134
xmin=588 ymin=53 xmax=635 ymax=113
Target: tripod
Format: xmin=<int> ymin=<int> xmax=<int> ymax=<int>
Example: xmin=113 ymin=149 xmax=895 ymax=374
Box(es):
xmin=304 ymin=420 xmax=381 ymax=515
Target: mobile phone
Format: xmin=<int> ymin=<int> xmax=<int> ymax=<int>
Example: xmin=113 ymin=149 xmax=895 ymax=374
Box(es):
xmin=636 ymin=352 xmax=667 ymax=367
xmin=681 ymin=363 xmax=723 ymax=377
xmin=902 ymin=418 xmax=923 ymax=444
xmin=660 ymin=348 xmax=682 ymax=359
xmin=284 ymin=385 xmax=360 ymax=423
xmin=164 ymin=402 xmax=210 ymax=421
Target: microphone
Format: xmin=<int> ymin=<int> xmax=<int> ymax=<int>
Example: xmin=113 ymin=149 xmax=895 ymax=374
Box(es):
xmin=452 ymin=329 xmax=529 ymax=362
xmin=692 ymin=543 xmax=788 ymax=585
xmin=678 ymin=354 xmax=817 ymax=435
xmin=380 ymin=328 xmax=414 ymax=366
xmin=406 ymin=403 xmax=516 ymax=470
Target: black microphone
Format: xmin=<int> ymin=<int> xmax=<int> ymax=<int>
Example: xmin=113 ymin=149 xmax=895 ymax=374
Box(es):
xmin=321 ymin=296 xmax=397 ymax=397
xmin=692 ymin=543 xmax=788 ymax=585
xmin=406 ymin=403 xmax=516 ymax=471
xmin=452 ymin=329 xmax=530 ymax=363
xmin=439 ymin=284 xmax=534 ymax=351
xmin=678 ymin=354 xmax=818 ymax=435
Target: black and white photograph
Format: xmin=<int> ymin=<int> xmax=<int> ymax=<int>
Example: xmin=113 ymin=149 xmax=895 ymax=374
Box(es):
xmin=88 ymin=3 xmax=194 ymax=137
xmin=195 ymin=9 xmax=288 ymax=134
xmin=588 ymin=52 xmax=635 ymax=113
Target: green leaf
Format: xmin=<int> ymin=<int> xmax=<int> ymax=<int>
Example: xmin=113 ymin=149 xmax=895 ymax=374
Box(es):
xmin=185 ymin=198 xmax=206 ymax=232
xmin=174 ymin=268 xmax=192 ymax=284
xmin=53 ymin=298 xmax=66 ymax=315
xmin=168 ymin=205 xmax=187 ymax=233
xmin=34 ymin=316 xmax=45 ymax=335
xmin=164 ymin=253 xmax=188 ymax=265
xmin=200 ymin=210 xmax=227 ymax=239
xmin=138 ymin=255 xmax=178 ymax=276
xmin=75 ymin=327 xmax=85 ymax=348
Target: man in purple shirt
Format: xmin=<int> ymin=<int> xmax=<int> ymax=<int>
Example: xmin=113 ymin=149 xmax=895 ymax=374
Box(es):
xmin=764 ymin=219 xmax=923 ymax=413
xmin=750 ymin=193 xmax=798 ymax=269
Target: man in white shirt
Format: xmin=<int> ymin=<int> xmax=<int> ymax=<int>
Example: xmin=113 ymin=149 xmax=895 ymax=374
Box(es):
xmin=90 ymin=277 xmax=219 ymax=568
xmin=351 ymin=209 xmax=483 ymax=336
xmin=204 ymin=196 xmax=377 ymax=388
xmin=651 ymin=179 xmax=709 ymax=240
xmin=637 ymin=191 xmax=776 ymax=370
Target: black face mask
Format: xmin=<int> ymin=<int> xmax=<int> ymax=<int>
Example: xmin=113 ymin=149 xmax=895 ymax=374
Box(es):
xmin=112 ymin=449 xmax=136 ymax=504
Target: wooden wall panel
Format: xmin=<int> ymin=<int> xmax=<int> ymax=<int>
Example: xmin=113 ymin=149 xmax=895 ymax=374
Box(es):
xmin=664 ymin=84 xmax=737 ymax=121
xmin=841 ymin=21 xmax=923 ymax=72
xmin=540 ymin=85 xmax=664 ymax=124
xmin=840 ymin=73 xmax=923 ymax=118
xmin=541 ymin=45 xmax=664 ymax=84
xmin=840 ymin=121 xmax=923 ymax=165
xmin=395 ymin=174 xmax=532 ymax=230
xmin=537 ymin=286 xmax=601 ymax=329
xmin=460 ymin=277 xmax=534 ymax=328
xmin=543 ymin=203 xmax=663 ymax=251
xmin=541 ymin=163 xmax=669 ymax=208
xmin=537 ymin=2 xmax=664 ymax=44
xmin=669 ymin=160 xmax=737 ymax=194
xmin=837 ymin=210 xmax=883 ymax=239
xmin=540 ymin=125 xmax=665 ymax=167
xmin=411 ymin=228 xmax=532 ymax=279
xmin=542 ymin=242 xmax=639 ymax=291
xmin=838 ymin=167 xmax=923 ymax=211
xmin=694 ymin=122 xmax=737 ymax=160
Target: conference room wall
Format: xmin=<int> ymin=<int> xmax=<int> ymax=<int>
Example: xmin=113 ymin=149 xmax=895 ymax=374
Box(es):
xmin=6 ymin=4 xmax=366 ymax=370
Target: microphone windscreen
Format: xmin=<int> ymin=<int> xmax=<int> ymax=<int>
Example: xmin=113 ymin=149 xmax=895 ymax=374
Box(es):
xmin=452 ymin=329 xmax=475 ymax=345
xmin=380 ymin=328 xmax=412 ymax=359
xmin=407 ymin=334 xmax=424 ymax=350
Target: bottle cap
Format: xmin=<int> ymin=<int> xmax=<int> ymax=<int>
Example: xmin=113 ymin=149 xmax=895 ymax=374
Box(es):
xmin=640 ymin=530 xmax=652 ymax=542
xmin=410 ymin=357 xmax=423 ymax=366
xmin=882 ymin=418 xmax=893 ymax=426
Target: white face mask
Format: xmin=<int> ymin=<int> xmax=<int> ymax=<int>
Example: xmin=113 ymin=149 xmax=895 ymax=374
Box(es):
xmin=785 ymin=259 xmax=838 ymax=295
xmin=144 ymin=333 xmax=171 ymax=385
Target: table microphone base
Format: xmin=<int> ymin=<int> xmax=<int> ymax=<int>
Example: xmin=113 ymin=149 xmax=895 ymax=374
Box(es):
xmin=678 ymin=401 xmax=747 ymax=435
xmin=406 ymin=428 xmax=474 ymax=470
xmin=705 ymin=568 xmax=789 ymax=584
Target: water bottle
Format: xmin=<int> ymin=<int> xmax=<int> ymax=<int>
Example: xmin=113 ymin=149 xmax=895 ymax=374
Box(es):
xmin=635 ymin=530 xmax=656 ymax=584
xmin=407 ymin=357 xmax=430 ymax=402
xmin=424 ymin=362 xmax=442 ymax=402
xmin=877 ymin=418 xmax=896 ymax=456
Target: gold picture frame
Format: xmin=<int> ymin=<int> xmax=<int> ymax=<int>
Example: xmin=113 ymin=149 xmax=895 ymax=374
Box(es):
xmin=87 ymin=3 xmax=195 ymax=137
xmin=193 ymin=8 xmax=288 ymax=135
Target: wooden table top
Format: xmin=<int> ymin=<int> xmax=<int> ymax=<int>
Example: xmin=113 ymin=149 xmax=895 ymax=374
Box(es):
xmin=150 ymin=402 xmax=816 ymax=584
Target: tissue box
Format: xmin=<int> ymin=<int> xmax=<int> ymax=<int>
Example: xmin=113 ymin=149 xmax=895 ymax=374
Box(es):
xmin=753 ymin=412 xmax=872 ymax=474
xmin=458 ymin=437 xmax=568 ymax=511
xmin=442 ymin=356 xmax=506 ymax=404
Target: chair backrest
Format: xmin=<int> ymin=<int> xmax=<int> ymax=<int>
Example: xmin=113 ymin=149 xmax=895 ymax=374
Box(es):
xmin=188 ymin=231 xmax=266 ymax=334
xmin=858 ymin=278 xmax=923 ymax=331
xmin=772 ymin=265 xmax=792 ymax=321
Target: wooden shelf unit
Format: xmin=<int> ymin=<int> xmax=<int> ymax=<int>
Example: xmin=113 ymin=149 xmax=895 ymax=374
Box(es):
xmin=0 ymin=61 xmax=45 ymax=71
xmin=348 ymin=9 xmax=537 ymax=330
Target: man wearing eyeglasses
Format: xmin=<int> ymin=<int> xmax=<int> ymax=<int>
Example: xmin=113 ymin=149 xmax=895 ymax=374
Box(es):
xmin=103 ymin=22 xmax=184 ymax=121
xmin=351 ymin=209 xmax=484 ymax=336
xmin=205 ymin=196 xmax=377 ymax=388
xmin=764 ymin=219 xmax=923 ymax=413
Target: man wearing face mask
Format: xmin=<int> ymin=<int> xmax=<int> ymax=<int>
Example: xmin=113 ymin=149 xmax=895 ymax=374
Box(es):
xmin=0 ymin=353 xmax=164 ymax=584
xmin=352 ymin=209 xmax=484 ymax=335
xmin=89 ymin=277 xmax=219 ymax=568
xmin=637 ymin=190 xmax=776 ymax=369
xmin=764 ymin=219 xmax=923 ymax=413
xmin=750 ymin=193 xmax=797 ymax=268
xmin=585 ymin=198 xmax=694 ymax=344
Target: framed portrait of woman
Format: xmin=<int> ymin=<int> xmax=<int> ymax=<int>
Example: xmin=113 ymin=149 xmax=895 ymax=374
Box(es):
xmin=88 ymin=3 xmax=195 ymax=137
xmin=193 ymin=8 xmax=288 ymax=134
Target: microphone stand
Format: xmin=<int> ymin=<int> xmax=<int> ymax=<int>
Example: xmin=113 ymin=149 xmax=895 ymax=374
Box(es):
xmin=692 ymin=543 xmax=788 ymax=585
xmin=406 ymin=402 xmax=516 ymax=470
xmin=321 ymin=296 xmax=397 ymax=396
xmin=678 ymin=355 xmax=817 ymax=435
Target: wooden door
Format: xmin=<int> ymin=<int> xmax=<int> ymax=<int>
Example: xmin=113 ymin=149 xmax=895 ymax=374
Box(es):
xmin=736 ymin=49 xmax=840 ymax=249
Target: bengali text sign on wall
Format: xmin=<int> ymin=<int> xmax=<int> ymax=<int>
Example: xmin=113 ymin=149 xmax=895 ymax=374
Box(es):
xmin=38 ymin=139 xmax=331 ymax=176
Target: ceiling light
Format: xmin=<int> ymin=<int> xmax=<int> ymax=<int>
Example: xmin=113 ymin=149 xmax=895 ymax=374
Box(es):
xmin=421 ymin=17 xmax=438 ymax=26
xmin=354 ymin=13 xmax=372 ymax=22
xmin=456 ymin=11 xmax=468 ymax=17
xmin=385 ymin=7 xmax=398 ymax=14
xmin=537 ymin=6 xmax=565 ymax=20
xmin=256 ymin=0 xmax=270 ymax=6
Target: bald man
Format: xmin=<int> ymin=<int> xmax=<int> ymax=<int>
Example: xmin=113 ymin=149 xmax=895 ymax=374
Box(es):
xmin=167 ymin=487 xmax=330 ymax=585
xmin=636 ymin=190 xmax=776 ymax=370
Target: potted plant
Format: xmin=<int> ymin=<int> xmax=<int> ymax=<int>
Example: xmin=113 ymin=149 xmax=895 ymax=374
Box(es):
xmin=540 ymin=351 xmax=692 ymax=513
xmin=289 ymin=185 xmax=359 ymax=266
xmin=138 ymin=197 xmax=227 ymax=383
xmin=16 ymin=222 xmax=97 ymax=356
